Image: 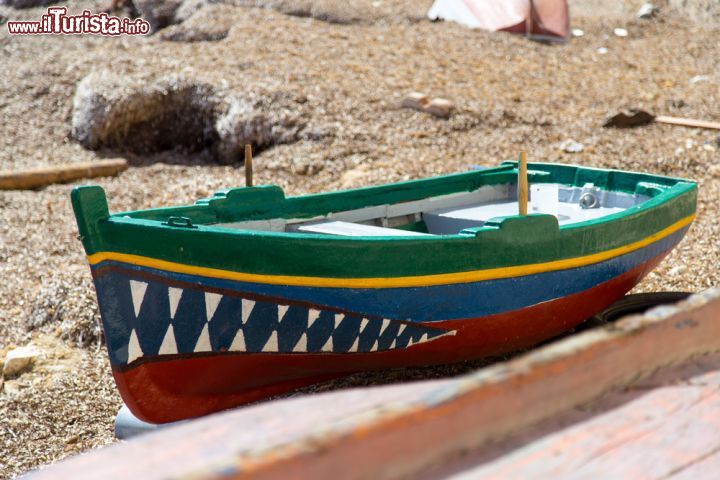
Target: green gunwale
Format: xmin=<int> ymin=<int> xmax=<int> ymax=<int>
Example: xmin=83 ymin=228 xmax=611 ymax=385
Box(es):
xmin=72 ymin=162 xmax=697 ymax=278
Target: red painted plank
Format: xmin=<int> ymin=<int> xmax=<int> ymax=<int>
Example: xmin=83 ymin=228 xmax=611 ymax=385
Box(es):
xmin=431 ymin=354 xmax=720 ymax=479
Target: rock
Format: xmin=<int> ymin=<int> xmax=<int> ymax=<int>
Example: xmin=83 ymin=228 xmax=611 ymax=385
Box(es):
xmin=71 ymin=71 xmax=306 ymax=163
xmin=424 ymin=98 xmax=454 ymax=119
xmin=597 ymin=47 xmax=609 ymax=55
xmin=214 ymin=98 xmax=305 ymax=164
xmin=613 ymin=28 xmax=628 ymax=37
xmin=401 ymin=93 xmax=453 ymax=119
xmin=0 ymin=0 xmax=54 ymax=9
xmin=159 ymin=3 xmax=234 ymax=42
xmin=571 ymin=28 xmax=584 ymax=37
xmin=603 ymin=109 xmax=656 ymax=128
xmin=559 ymin=139 xmax=584 ymax=153
xmin=174 ymin=0 xmax=210 ymax=23
xmin=133 ymin=0 xmax=185 ymax=32
xmin=3 ymin=346 xmax=40 ymax=378
xmin=71 ymin=72 xmax=220 ymax=154
xmin=637 ymin=3 xmax=659 ymax=19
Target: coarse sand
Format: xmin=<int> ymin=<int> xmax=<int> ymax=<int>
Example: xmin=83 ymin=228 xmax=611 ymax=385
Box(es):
xmin=0 ymin=0 xmax=718 ymax=476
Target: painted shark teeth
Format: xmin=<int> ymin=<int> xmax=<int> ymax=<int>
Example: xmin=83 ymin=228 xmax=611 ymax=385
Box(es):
xmin=108 ymin=278 xmax=455 ymax=364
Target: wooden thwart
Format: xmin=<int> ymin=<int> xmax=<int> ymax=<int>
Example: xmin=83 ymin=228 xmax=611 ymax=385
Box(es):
xmin=0 ymin=159 xmax=128 ymax=190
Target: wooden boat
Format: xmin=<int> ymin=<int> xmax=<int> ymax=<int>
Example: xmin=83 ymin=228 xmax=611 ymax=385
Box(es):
xmin=71 ymin=161 xmax=696 ymax=423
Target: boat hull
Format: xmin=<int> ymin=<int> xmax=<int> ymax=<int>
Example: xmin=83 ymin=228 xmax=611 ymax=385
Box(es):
xmin=71 ymin=162 xmax=698 ymax=423
xmin=101 ymin=239 xmax=678 ymax=423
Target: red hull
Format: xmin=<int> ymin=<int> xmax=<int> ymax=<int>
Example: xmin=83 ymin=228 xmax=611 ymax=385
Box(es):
xmin=113 ymin=250 xmax=669 ymax=423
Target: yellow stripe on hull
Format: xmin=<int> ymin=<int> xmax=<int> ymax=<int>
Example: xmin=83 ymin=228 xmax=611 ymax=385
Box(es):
xmin=88 ymin=214 xmax=694 ymax=289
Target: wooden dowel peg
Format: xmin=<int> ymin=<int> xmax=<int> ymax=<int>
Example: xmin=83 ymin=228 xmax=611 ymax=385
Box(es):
xmin=518 ymin=150 xmax=528 ymax=215
xmin=245 ymin=144 xmax=253 ymax=188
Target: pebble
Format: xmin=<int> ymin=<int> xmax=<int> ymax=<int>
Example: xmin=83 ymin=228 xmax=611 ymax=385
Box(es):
xmin=401 ymin=93 xmax=453 ymax=119
xmin=668 ymin=265 xmax=687 ymax=277
xmin=401 ymin=92 xmax=429 ymax=111
xmin=637 ymin=3 xmax=658 ymax=19
xmin=689 ymin=75 xmax=711 ymax=84
xmin=2 ymin=346 xmax=41 ymax=378
xmin=571 ymin=29 xmax=584 ymax=37
xmin=424 ymin=98 xmax=454 ymax=119
xmin=613 ymin=28 xmax=628 ymax=37
xmin=559 ymin=139 xmax=584 ymax=153
xmin=597 ymin=47 xmax=609 ymax=54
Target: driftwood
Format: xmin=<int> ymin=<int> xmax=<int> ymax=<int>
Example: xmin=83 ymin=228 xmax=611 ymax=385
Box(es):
xmin=654 ymin=115 xmax=720 ymax=130
xmin=0 ymin=159 xmax=128 ymax=190
xmin=24 ymin=289 xmax=720 ymax=480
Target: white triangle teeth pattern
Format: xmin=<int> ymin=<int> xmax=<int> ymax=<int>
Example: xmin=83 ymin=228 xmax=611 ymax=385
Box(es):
xmin=321 ymin=336 xmax=333 ymax=352
xmin=123 ymin=281 xmax=461 ymax=358
xmin=168 ymin=287 xmax=183 ymax=319
xmin=308 ymin=309 xmax=321 ymax=329
xmin=205 ymin=292 xmax=222 ymax=321
xmin=193 ymin=323 xmax=212 ymax=353
xmin=229 ymin=329 xmax=246 ymax=351
xmin=241 ymin=299 xmax=255 ymax=324
xmin=129 ymin=280 xmax=148 ymax=318
xmin=278 ymin=305 xmax=290 ymax=322
xmin=262 ymin=331 xmax=279 ymax=353
xmin=158 ymin=325 xmax=178 ymax=355
xmin=293 ymin=333 xmax=307 ymax=353
xmin=127 ymin=328 xmax=143 ymax=363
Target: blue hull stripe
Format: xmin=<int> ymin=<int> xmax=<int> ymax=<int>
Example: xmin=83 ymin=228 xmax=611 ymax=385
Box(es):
xmin=92 ymin=227 xmax=687 ymax=323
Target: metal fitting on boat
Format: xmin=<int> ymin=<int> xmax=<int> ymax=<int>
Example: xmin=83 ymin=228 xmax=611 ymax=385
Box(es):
xmin=579 ymin=184 xmax=601 ymax=209
xmin=579 ymin=192 xmax=599 ymax=209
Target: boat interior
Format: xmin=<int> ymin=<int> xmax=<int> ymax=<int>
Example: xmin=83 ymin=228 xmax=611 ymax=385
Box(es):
xmin=216 ymin=183 xmax=651 ymax=237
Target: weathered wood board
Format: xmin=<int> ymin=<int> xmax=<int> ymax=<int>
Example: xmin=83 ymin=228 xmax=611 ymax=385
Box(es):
xmin=25 ymin=288 xmax=720 ymax=480
xmin=424 ymin=353 xmax=720 ymax=478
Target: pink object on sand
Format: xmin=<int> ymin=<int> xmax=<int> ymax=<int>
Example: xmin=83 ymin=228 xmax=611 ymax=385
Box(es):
xmin=428 ymin=0 xmax=569 ymax=40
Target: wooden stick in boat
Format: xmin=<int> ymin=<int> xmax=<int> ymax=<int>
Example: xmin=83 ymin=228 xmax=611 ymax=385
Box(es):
xmin=654 ymin=115 xmax=720 ymax=131
xmin=0 ymin=159 xmax=128 ymax=190
xmin=245 ymin=144 xmax=253 ymax=187
xmin=518 ymin=150 xmax=528 ymax=215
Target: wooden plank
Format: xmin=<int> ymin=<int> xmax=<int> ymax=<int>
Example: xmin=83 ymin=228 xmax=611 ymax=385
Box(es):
xmin=670 ymin=450 xmax=720 ymax=479
xmin=24 ymin=289 xmax=720 ymax=480
xmin=0 ymin=159 xmax=128 ymax=190
xmin=435 ymin=355 xmax=720 ymax=478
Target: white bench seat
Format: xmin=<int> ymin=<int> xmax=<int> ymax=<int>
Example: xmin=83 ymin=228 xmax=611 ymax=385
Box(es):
xmin=295 ymin=221 xmax=432 ymax=237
